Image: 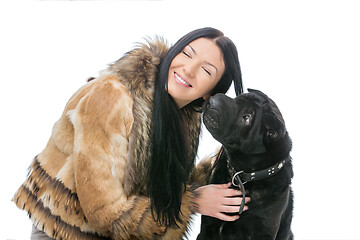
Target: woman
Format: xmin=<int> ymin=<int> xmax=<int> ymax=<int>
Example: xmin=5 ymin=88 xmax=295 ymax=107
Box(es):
xmin=13 ymin=27 xmax=250 ymax=240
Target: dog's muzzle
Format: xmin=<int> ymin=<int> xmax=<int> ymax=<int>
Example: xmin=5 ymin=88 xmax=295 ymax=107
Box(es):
xmin=203 ymin=109 xmax=220 ymax=130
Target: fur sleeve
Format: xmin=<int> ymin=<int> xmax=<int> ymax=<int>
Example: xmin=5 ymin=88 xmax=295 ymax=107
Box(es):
xmin=111 ymin=188 xmax=196 ymax=240
xmin=189 ymin=158 xmax=213 ymax=187
xmin=190 ymin=148 xmax=222 ymax=186
xmin=70 ymin=75 xmax=170 ymax=239
xmin=70 ymin=75 xmax=135 ymax=231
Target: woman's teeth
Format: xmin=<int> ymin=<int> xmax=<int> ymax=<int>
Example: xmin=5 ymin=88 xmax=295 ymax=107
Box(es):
xmin=175 ymin=73 xmax=191 ymax=87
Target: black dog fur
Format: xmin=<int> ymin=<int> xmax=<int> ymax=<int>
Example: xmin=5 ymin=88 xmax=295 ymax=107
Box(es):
xmin=197 ymin=89 xmax=294 ymax=240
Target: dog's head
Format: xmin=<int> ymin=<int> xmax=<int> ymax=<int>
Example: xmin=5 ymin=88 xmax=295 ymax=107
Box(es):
xmin=203 ymin=89 xmax=290 ymax=156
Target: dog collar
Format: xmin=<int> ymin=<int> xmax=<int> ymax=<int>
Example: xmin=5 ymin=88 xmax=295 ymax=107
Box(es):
xmin=228 ymin=157 xmax=288 ymax=185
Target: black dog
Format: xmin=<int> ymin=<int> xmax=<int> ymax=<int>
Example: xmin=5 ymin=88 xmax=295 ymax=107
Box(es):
xmin=197 ymin=89 xmax=294 ymax=240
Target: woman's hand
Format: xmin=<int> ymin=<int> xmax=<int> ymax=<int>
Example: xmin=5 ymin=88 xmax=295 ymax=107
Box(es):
xmin=194 ymin=183 xmax=251 ymax=221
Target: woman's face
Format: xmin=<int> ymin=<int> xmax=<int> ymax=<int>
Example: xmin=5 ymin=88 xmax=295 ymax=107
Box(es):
xmin=167 ymin=37 xmax=225 ymax=108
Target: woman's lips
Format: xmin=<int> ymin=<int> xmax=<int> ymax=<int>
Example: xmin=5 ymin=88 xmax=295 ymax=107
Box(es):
xmin=174 ymin=72 xmax=192 ymax=87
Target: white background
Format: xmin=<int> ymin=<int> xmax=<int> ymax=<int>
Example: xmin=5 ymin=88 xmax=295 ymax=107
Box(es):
xmin=1 ymin=0 xmax=360 ymax=239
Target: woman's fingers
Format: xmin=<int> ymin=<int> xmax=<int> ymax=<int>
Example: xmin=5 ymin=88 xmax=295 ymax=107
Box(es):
xmin=223 ymin=188 xmax=243 ymax=197
xmin=213 ymin=182 xmax=232 ymax=189
xmin=223 ymin=196 xmax=251 ymax=206
xmin=214 ymin=212 xmax=240 ymax=222
xmin=220 ymin=205 xmax=240 ymax=213
xmin=221 ymin=199 xmax=250 ymax=213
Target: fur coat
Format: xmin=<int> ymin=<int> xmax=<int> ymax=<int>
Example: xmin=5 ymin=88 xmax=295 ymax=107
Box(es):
xmin=13 ymin=39 xmax=211 ymax=240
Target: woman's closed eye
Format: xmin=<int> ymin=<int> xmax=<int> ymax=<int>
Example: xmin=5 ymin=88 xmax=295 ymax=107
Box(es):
xmin=183 ymin=51 xmax=191 ymax=58
xmin=203 ymin=67 xmax=211 ymax=75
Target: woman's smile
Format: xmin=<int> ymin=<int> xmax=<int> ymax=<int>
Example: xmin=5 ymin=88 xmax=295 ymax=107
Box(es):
xmin=174 ymin=72 xmax=192 ymax=88
xmin=167 ymin=37 xmax=225 ymax=108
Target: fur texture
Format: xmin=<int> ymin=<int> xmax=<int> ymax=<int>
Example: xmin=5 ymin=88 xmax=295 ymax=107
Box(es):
xmin=197 ymin=89 xmax=294 ymax=240
xmin=13 ymin=39 xmax=203 ymax=240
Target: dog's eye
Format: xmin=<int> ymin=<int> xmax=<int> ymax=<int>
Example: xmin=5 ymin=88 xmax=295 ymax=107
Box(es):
xmin=242 ymin=114 xmax=251 ymax=125
xmin=267 ymin=130 xmax=278 ymax=138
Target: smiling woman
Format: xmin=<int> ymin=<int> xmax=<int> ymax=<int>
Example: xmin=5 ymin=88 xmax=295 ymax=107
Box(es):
xmin=12 ymin=27 xmax=245 ymax=240
xmin=167 ymin=38 xmax=225 ymax=108
xmin=151 ymin=27 xmax=244 ymax=227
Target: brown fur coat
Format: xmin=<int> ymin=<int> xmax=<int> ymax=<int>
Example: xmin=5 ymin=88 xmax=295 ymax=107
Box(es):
xmin=13 ymin=39 xmax=211 ymax=240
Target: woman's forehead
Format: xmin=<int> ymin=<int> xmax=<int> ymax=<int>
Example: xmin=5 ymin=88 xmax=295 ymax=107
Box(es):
xmin=188 ymin=38 xmax=225 ymax=73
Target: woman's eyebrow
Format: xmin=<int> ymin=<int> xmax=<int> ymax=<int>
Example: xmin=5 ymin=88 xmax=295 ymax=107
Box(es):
xmin=188 ymin=44 xmax=218 ymax=73
xmin=188 ymin=44 xmax=196 ymax=54
xmin=205 ymin=61 xmax=218 ymax=73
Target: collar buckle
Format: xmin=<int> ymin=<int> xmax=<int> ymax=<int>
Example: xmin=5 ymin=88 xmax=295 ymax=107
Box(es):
xmin=232 ymin=171 xmax=247 ymax=186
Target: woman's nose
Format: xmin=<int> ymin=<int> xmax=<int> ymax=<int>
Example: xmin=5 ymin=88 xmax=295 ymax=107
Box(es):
xmin=183 ymin=62 xmax=197 ymax=78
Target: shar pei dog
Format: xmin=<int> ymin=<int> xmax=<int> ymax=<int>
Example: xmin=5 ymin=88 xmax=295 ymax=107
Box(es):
xmin=197 ymin=89 xmax=294 ymax=240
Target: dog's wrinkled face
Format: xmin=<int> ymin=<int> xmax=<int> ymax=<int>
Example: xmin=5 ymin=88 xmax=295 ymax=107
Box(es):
xmin=203 ymin=89 xmax=286 ymax=155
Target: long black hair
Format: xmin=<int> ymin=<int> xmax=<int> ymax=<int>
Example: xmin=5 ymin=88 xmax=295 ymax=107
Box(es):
xmin=148 ymin=27 xmax=243 ymax=226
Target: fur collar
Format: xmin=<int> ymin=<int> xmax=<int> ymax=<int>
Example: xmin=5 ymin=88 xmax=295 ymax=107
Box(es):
xmin=102 ymin=39 xmax=202 ymax=196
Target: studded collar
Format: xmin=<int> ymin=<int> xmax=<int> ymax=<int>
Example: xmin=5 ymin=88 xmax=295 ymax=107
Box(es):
xmin=227 ymin=154 xmax=288 ymax=185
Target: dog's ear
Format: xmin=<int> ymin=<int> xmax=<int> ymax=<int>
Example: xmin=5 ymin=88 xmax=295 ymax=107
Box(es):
xmin=262 ymin=104 xmax=287 ymax=149
xmin=248 ymin=89 xmax=284 ymax=125
xmin=247 ymin=88 xmax=269 ymax=99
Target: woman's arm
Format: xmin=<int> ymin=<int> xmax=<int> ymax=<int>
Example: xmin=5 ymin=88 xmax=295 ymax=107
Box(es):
xmin=71 ymin=75 xmax=167 ymax=238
